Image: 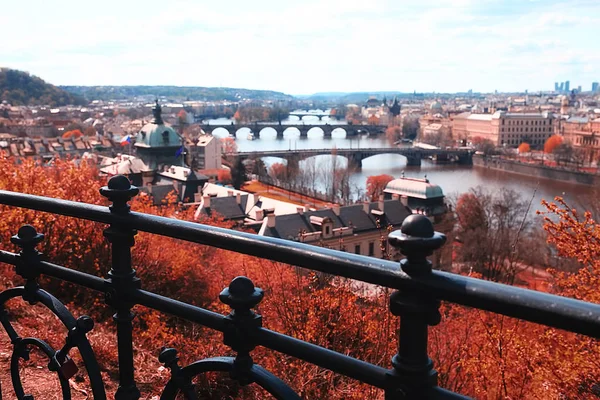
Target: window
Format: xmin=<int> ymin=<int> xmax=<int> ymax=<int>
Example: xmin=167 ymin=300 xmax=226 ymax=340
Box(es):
xmin=354 ymin=244 xmax=361 ymax=254
xmin=162 ymin=131 xmax=170 ymax=144
xmin=368 ymin=242 xmax=375 ymax=256
xmin=325 ymin=226 xmax=330 ymax=235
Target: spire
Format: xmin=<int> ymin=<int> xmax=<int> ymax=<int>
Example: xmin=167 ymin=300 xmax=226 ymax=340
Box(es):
xmin=151 ymin=99 xmax=164 ymax=125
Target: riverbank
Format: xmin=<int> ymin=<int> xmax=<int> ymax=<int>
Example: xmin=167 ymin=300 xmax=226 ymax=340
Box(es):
xmin=473 ymin=155 xmax=600 ymax=186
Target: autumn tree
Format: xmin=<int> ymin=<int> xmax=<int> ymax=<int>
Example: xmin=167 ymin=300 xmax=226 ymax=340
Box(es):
xmin=553 ymin=142 xmax=573 ymax=165
xmin=368 ymin=115 xmax=380 ymax=125
xmin=385 ymin=126 xmax=402 ymax=144
xmin=366 ymin=174 xmax=394 ymax=201
xmin=269 ymin=162 xmax=287 ymax=181
xmin=517 ymin=142 xmax=530 ymax=153
xmin=471 ymin=136 xmax=496 ymax=155
xmin=402 ymin=117 xmax=420 ymax=139
xmin=217 ymin=168 xmax=232 ymax=183
xmin=220 ymin=137 xmax=237 ymax=155
xmin=544 ymin=134 xmax=563 ymax=153
xmin=454 ymin=187 xmax=529 ymax=283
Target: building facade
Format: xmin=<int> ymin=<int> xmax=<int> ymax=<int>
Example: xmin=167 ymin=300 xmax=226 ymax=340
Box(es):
xmin=453 ymin=111 xmax=554 ymax=147
xmin=559 ymin=117 xmax=600 ymax=162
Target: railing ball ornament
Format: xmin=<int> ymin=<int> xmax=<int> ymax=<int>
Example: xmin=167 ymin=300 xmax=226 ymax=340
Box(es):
xmin=11 ymin=225 xmax=44 ymax=250
xmin=99 ymin=175 xmax=139 ymax=214
xmin=388 ymin=214 xmax=446 ymax=275
xmin=220 ymin=276 xmax=264 ymax=315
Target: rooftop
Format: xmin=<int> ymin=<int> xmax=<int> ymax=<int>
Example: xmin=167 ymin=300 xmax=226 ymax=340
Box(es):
xmin=384 ymin=177 xmax=444 ymax=199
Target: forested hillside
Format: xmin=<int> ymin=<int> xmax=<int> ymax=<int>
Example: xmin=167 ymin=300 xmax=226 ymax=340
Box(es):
xmin=0 ymin=68 xmax=85 ymax=106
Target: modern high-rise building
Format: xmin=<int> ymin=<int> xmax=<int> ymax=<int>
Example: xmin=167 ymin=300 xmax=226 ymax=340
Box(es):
xmin=559 ymin=82 xmax=564 ymax=91
xmin=554 ymin=82 xmax=559 ymax=91
xmin=577 ymin=85 xmax=582 ymax=93
xmin=565 ymin=81 xmax=570 ymax=92
xmin=593 ymin=82 xmax=599 ymax=93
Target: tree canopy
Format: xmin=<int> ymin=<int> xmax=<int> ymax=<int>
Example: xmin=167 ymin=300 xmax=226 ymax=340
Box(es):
xmin=0 ymin=68 xmax=85 ymax=106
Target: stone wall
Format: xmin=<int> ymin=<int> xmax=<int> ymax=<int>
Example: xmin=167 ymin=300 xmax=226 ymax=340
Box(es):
xmin=473 ymin=155 xmax=600 ymax=186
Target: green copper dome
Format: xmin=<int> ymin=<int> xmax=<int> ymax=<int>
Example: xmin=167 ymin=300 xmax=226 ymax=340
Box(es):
xmin=384 ymin=177 xmax=444 ymax=199
xmin=135 ymin=101 xmax=182 ymax=148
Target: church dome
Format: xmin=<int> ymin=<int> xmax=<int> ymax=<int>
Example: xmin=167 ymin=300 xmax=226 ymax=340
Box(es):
xmin=135 ymin=101 xmax=181 ymax=148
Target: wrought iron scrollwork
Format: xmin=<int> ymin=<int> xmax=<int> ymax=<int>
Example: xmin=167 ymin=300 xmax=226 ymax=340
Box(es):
xmin=0 ymin=225 xmax=106 ymax=399
xmin=160 ymin=277 xmax=301 ymax=400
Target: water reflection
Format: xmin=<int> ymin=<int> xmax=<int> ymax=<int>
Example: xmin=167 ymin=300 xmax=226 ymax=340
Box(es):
xmin=214 ymin=130 xmax=593 ymax=215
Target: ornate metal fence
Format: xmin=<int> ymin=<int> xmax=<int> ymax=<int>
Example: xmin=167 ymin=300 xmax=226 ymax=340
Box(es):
xmin=0 ymin=175 xmax=598 ymax=399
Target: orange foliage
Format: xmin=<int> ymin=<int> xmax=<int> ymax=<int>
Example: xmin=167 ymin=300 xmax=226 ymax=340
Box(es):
xmin=0 ymin=157 xmax=597 ymax=398
xmin=517 ymin=142 xmax=530 ymax=153
xmin=217 ymin=168 xmax=232 ymax=183
xmin=368 ymin=115 xmax=380 ymax=125
xmin=269 ymin=162 xmax=287 ymax=180
xmin=544 ymin=135 xmax=563 ymax=153
xmin=365 ymin=174 xmax=394 ymax=201
xmin=385 ymin=126 xmax=402 ymax=144
xmin=220 ymin=137 xmax=237 ymax=154
xmin=62 ymin=129 xmax=83 ymax=139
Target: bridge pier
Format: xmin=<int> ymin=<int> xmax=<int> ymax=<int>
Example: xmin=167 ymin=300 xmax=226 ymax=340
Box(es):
xmin=299 ymin=127 xmax=310 ymax=138
xmin=405 ymin=155 xmax=422 ymax=166
xmin=349 ymin=153 xmax=363 ymax=170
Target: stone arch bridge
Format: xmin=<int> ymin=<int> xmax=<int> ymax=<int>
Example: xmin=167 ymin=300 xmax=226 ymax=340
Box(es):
xmin=231 ymin=147 xmax=474 ymax=168
xmin=201 ymin=123 xmax=387 ymax=138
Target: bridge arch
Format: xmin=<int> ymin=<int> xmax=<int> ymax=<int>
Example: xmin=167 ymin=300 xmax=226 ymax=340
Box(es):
xmin=331 ymin=127 xmax=347 ymax=138
xmin=306 ymin=127 xmax=325 ymax=138
xmin=282 ymin=127 xmax=301 ymax=138
xmin=256 ymin=127 xmax=277 ymax=139
xmin=209 ymin=127 xmax=232 ymax=138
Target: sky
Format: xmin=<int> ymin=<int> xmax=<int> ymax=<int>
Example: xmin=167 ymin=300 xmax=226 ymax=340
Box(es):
xmin=2 ymin=0 xmax=599 ymax=95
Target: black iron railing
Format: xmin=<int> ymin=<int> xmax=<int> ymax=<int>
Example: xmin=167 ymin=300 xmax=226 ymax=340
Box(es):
xmin=0 ymin=174 xmax=598 ymax=399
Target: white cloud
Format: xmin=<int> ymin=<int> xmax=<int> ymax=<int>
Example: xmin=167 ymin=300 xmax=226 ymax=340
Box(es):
xmin=1 ymin=0 xmax=598 ymax=93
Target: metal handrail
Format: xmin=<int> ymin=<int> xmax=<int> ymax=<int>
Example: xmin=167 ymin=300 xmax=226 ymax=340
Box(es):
xmin=0 ymin=189 xmax=598 ymax=337
xmin=0 ymin=175 xmax=598 ymax=399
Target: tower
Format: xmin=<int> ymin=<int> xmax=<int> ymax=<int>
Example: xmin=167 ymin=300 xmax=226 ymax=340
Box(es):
xmin=134 ymin=100 xmax=184 ymax=170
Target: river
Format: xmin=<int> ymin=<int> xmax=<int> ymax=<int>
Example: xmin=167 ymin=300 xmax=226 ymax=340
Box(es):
xmin=206 ymin=112 xmax=595 ymax=216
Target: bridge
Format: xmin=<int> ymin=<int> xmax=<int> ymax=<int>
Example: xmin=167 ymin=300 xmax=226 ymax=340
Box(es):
xmin=232 ymin=147 xmax=474 ymax=167
xmin=287 ymin=112 xmax=343 ymax=121
xmin=201 ymin=123 xmax=387 ymax=138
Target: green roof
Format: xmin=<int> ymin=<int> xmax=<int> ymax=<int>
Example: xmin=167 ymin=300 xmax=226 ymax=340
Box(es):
xmin=135 ymin=123 xmax=181 ymax=148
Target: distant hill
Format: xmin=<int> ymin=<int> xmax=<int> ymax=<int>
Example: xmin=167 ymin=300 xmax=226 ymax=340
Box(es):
xmin=0 ymin=68 xmax=86 ymax=106
xmin=61 ymin=85 xmax=295 ymax=102
xmin=306 ymin=91 xmax=412 ymax=103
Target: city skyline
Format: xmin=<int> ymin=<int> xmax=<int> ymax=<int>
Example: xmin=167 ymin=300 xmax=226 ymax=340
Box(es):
xmin=2 ymin=0 xmax=599 ymax=95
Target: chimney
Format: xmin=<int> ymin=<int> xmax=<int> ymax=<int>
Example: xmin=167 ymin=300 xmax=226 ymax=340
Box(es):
xmin=194 ymin=193 xmax=203 ymax=203
xmin=255 ymin=209 xmax=264 ymax=221
xmin=392 ymin=194 xmax=400 ymax=201
xmin=332 ymin=204 xmax=340 ymax=216
xmin=297 ymin=206 xmax=304 ymax=215
xmin=236 ymin=193 xmax=241 ymax=204
xmin=227 ymin=190 xmax=234 ymax=197
xmin=378 ymin=195 xmax=385 ymax=213
xmin=202 ymin=194 xmax=210 ymax=208
xmin=363 ymin=201 xmax=370 ymax=214
xmin=267 ymin=213 xmax=276 ymax=228
xmin=401 ymin=195 xmax=409 ymax=207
